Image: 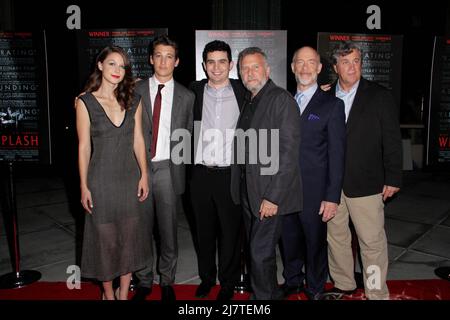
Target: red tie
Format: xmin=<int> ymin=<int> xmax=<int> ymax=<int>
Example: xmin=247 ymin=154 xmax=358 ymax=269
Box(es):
xmin=151 ymin=84 xmax=165 ymax=159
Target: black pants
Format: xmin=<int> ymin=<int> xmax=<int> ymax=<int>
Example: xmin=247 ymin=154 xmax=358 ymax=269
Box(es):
xmin=240 ymin=176 xmax=284 ymax=300
xmin=190 ymin=165 xmax=242 ymax=288
xmin=280 ymin=208 xmax=328 ymax=295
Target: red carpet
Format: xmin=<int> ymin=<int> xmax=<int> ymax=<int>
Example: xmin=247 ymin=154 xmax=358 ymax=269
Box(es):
xmin=0 ymin=280 xmax=449 ymax=300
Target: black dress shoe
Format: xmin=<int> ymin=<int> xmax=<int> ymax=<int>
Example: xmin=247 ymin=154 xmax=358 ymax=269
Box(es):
xmin=161 ymin=285 xmax=176 ymax=302
xmin=280 ymin=283 xmax=304 ymax=297
xmin=195 ymin=282 xmax=214 ymax=298
xmin=272 ymin=288 xmax=286 ymax=300
xmin=131 ymin=286 xmax=152 ymax=301
xmin=304 ymin=289 xmax=324 ymax=301
xmin=216 ymin=286 xmax=234 ymax=301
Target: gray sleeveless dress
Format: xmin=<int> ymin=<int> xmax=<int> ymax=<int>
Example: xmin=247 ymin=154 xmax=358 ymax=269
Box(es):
xmin=79 ymin=92 xmax=150 ymax=282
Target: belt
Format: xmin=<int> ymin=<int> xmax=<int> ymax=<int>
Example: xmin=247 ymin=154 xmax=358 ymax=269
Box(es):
xmin=196 ymin=164 xmax=231 ymax=171
xmin=151 ymin=159 xmax=170 ymax=170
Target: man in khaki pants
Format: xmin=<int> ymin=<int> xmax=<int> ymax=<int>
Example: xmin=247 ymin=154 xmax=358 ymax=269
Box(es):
xmin=326 ymin=42 xmax=402 ymax=300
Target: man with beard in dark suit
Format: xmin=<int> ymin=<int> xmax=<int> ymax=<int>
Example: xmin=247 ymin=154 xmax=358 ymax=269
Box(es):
xmin=231 ymin=47 xmax=302 ymax=300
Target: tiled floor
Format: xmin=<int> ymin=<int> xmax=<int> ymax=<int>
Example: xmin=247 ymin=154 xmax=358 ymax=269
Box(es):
xmin=1 ymin=168 xmax=449 ymax=286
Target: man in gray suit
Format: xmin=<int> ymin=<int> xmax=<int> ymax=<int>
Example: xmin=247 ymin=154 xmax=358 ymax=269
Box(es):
xmin=133 ymin=35 xmax=195 ymax=301
xmin=231 ymin=47 xmax=302 ymax=300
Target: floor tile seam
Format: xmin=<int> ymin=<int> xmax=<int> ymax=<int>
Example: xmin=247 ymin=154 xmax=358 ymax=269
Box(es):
xmin=400 ymin=192 xmax=450 ymax=201
xmin=15 ymin=187 xmax=66 ymax=196
xmin=33 ymin=257 xmax=75 ymax=271
xmin=384 ymin=214 xmax=443 ymax=226
xmin=391 ymin=221 xmax=443 ymax=261
xmin=176 ymin=275 xmax=200 ymax=285
xmin=401 ymin=248 xmax=450 ymax=261
xmin=0 ymin=223 xmax=66 ymax=238
xmin=17 ymin=200 xmax=70 ymax=210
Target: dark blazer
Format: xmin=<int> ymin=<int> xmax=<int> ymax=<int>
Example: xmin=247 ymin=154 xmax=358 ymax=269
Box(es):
xmin=330 ymin=78 xmax=402 ymax=197
xmin=135 ymin=78 xmax=195 ymax=195
xmin=300 ymin=88 xmax=346 ymax=205
xmin=231 ymin=80 xmax=303 ymax=217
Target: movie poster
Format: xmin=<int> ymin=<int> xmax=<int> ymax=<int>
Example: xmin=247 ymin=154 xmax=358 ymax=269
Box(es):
xmin=427 ymin=36 xmax=450 ymax=166
xmin=317 ymin=32 xmax=403 ymax=106
xmin=0 ymin=31 xmax=51 ymax=163
xmin=76 ymin=28 xmax=168 ymax=87
xmin=195 ymin=30 xmax=287 ymax=89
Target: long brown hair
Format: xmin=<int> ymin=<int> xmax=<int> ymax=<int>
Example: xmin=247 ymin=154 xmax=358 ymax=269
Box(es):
xmin=84 ymin=46 xmax=135 ymax=110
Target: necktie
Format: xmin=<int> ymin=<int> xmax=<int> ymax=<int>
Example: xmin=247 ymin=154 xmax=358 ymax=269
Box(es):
xmin=295 ymin=92 xmax=304 ymax=114
xmin=151 ymin=84 xmax=165 ymax=159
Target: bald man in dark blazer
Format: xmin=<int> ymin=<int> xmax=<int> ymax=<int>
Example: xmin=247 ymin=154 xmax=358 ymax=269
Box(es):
xmin=280 ymin=47 xmax=346 ymax=300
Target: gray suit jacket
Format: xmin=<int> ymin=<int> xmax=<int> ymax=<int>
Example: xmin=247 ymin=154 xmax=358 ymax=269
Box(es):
xmin=231 ymin=80 xmax=303 ymax=217
xmin=135 ymin=78 xmax=195 ymax=195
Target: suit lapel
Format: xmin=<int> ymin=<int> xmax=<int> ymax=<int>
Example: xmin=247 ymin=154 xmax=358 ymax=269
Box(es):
xmin=250 ymin=81 xmax=273 ymax=127
xmin=300 ymin=87 xmax=321 ymax=121
xmin=171 ymin=81 xmax=182 ymax=134
xmin=142 ymin=78 xmax=153 ymax=130
xmin=345 ymin=79 xmax=366 ymax=134
xmin=230 ymin=79 xmax=245 ymax=112
xmin=196 ymin=83 xmax=205 ymax=120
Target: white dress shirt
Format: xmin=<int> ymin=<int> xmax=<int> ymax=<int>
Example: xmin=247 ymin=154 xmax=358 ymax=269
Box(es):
xmin=195 ymin=82 xmax=240 ymax=166
xmin=150 ymin=76 xmax=174 ymax=161
xmin=336 ymin=80 xmax=360 ymax=122
xmin=295 ymin=83 xmax=318 ymax=115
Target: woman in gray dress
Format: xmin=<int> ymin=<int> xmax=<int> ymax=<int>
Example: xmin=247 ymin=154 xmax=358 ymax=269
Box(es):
xmin=76 ymin=46 xmax=150 ymax=300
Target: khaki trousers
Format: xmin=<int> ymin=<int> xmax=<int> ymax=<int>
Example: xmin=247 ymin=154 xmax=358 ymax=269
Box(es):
xmin=327 ymin=192 xmax=389 ymax=300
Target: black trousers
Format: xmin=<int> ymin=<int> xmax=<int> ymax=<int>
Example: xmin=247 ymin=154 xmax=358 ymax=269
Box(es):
xmin=190 ymin=165 xmax=242 ymax=287
xmin=240 ymin=176 xmax=284 ymax=300
xmin=280 ymin=208 xmax=328 ymax=295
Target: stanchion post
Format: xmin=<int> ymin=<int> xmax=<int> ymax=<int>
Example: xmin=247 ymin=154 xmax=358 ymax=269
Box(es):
xmin=434 ymin=267 xmax=450 ymax=281
xmin=235 ymin=225 xmax=251 ymax=293
xmin=0 ymin=162 xmax=41 ymax=289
